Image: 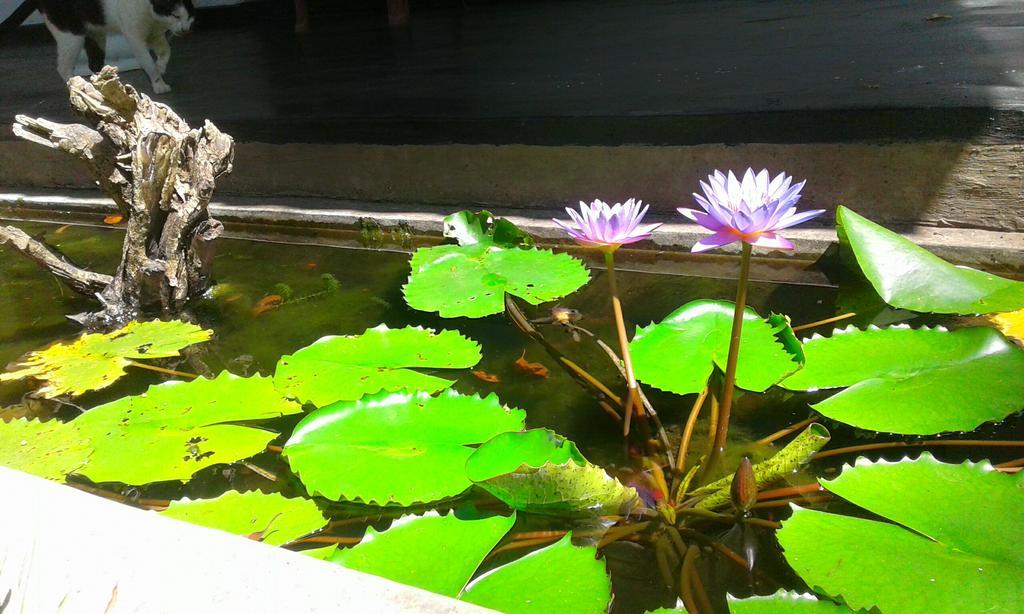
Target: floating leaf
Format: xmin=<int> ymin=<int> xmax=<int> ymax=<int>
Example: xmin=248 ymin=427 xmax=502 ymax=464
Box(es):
xmin=727 ymin=591 xmax=854 ymax=612
xmin=460 ymin=534 xmax=612 ymax=613
xmin=976 ymin=308 xmax=1024 ymax=347
xmin=0 ymin=320 xmax=212 ymax=398
xmin=283 ymin=390 xmax=526 ymax=505
xmin=777 ymin=454 xmax=1024 ymax=613
xmin=329 ymin=511 xmax=515 ymax=597
xmin=73 ymin=372 xmax=301 ymax=484
xmin=0 ymin=418 xmax=91 ymax=480
xmin=838 ymin=206 xmax=1024 ymax=314
xmin=466 ymin=429 xmax=639 ymax=515
xmin=162 ymin=490 xmax=326 ymax=546
xmin=404 ymin=211 xmax=588 ymax=318
xmin=692 ymin=424 xmax=830 ymax=510
xmin=782 ymin=326 xmax=1024 ymax=434
xmin=442 ymin=210 xmax=534 ymax=248
xmin=274 ymin=325 xmax=482 ymax=407
xmin=631 ymin=300 xmax=803 ymax=396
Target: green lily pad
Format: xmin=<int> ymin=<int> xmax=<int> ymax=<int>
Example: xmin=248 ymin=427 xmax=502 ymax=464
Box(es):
xmin=283 ymin=390 xmax=526 ymax=505
xmin=460 ymin=534 xmax=612 ymax=614
xmin=777 ymin=454 xmax=1024 ymax=613
xmin=72 ymin=372 xmax=302 ymax=484
xmin=0 ymin=418 xmax=91 ymax=480
xmin=838 ymin=206 xmax=1024 ymax=315
xmin=782 ymin=325 xmax=1024 ymax=434
xmin=630 ymin=300 xmax=804 ymax=396
xmin=0 ymin=320 xmax=212 ymax=398
xmin=443 ymin=210 xmax=534 ymax=248
xmin=274 ymin=325 xmax=482 ymax=407
xmin=466 ymin=429 xmax=640 ymax=515
xmin=329 ymin=511 xmax=515 ymax=597
xmin=691 ymin=424 xmax=830 ymax=510
xmin=403 ymin=211 xmax=589 ymax=318
xmin=727 ymin=591 xmax=854 ymax=612
xmin=161 ymin=490 xmax=326 ymax=547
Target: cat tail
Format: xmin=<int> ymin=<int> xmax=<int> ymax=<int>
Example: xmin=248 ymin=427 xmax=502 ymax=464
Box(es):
xmin=0 ymin=0 xmax=39 ymax=37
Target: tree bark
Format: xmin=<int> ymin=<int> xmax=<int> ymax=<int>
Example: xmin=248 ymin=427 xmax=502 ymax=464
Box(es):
xmin=5 ymin=67 xmax=234 ymax=328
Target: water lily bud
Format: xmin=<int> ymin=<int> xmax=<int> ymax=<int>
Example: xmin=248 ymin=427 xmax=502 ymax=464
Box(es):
xmin=730 ymin=457 xmax=757 ymax=513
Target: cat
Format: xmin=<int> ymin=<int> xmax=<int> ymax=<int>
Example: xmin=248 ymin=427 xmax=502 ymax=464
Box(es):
xmin=36 ymin=0 xmax=195 ymax=94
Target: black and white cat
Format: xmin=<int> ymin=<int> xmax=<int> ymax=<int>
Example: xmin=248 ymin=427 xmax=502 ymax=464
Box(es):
xmin=37 ymin=0 xmax=195 ymax=94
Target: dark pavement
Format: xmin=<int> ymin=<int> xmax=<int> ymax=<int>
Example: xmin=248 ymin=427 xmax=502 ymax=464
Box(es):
xmin=1 ymin=0 xmax=1022 ymax=144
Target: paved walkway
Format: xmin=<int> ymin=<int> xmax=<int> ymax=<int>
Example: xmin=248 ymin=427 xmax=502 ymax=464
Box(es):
xmin=1 ymin=0 xmax=1022 ymax=144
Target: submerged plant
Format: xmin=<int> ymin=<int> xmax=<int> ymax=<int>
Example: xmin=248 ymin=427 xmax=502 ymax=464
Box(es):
xmin=679 ymin=169 xmax=824 ymax=473
xmin=554 ymin=199 xmax=660 ymax=434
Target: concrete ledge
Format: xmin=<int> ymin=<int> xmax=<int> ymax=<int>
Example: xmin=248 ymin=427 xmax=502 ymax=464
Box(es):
xmin=2 ymin=190 xmax=1023 ymax=277
xmin=0 ymin=467 xmax=489 ymax=613
xmin=1 ymin=140 xmax=1022 ymax=234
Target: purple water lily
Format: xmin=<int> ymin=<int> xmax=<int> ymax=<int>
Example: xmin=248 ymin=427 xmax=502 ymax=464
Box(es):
xmin=678 ymin=169 xmax=824 ymax=253
xmin=554 ymin=199 xmax=661 ymax=251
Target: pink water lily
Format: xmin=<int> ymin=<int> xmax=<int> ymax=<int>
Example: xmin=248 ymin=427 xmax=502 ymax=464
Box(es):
xmin=679 ymin=169 xmax=825 ymax=253
xmin=554 ymin=199 xmax=661 ymax=252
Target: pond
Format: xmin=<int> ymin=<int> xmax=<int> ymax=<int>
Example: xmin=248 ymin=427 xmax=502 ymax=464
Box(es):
xmin=1 ymin=210 xmax=1023 ymax=614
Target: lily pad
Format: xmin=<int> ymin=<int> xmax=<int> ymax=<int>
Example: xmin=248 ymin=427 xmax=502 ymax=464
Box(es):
xmin=838 ymin=206 xmax=1024 ymax=315
xmin=466 ymin=429 xmax=640 ymax=515
xmin=460 ymin=534 xmax=612 ymax=613
xmin=781 ymin=325 xmax=1024 ymax=434
xmin=161 ymin=490 xmax=326 ymax=547
xmin=72 ymin=372 xmax=301 ymax=484
xmin=283 ymin=390 xmax=526 ymax=505
xmin=630 ymin=300 xmax=804 ymax=396
xmin=403 ymin=211 xmax=589 ymax=318
xmin=443 ymin=210 xmax=534 ymax=248
xmin=777 ymin=454 xmax=1024 ymax=613
xmin=727 ymin=591 xmax=854 ymax=612
xmin=329 ymin=511 xmax=515 ymax=597
xmin=0 ymin=418 xmax=91 ymax=480
xmin=274 ymin=325 xmax=482 ymax=407
xmin=0 ymin=320 xmax=212 ymax=398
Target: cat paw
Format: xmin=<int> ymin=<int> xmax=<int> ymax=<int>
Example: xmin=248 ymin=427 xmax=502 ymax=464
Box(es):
xmin=152 ymin=80 xmax=172 ymax=94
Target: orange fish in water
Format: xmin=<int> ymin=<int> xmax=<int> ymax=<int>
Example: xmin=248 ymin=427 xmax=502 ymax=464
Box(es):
xmin=471 ymin=370 xmax=500 ymax=383
xmin=54 ymin=224 xmax=71 ymax=235
xmin=251 ymin=294 xmax=283 ymax=317
xmin=103 ymin=214 xmax=124 ymax=225
xmin=303 ymin=262 xmax=318 ymax=270
xmin=514 ymin=350 xmax=549 ymax=378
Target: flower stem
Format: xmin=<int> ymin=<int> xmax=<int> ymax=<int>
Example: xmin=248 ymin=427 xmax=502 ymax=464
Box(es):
xmin=706 ymin=242 xmax=753 ymax=476
xmin=604 ymin=250 xmax=644 ymax=436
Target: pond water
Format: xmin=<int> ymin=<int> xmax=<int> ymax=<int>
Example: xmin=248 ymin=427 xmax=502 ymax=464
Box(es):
xmin=2 ymin=219 xmax=1021 ymax=612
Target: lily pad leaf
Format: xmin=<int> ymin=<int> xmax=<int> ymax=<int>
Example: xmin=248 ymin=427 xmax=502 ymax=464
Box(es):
xmin=777 ymin=454 xmax=1024 ymax=613
xmin=838 ymin=206 xmax=1024 ymax=314
xmin=443 ymin=210 xmax=534 ymax=248
xmin=466 ymin=429 xmax=640 ymax=515
xmin=72 ymin=372 xmax=301 ymax=485
xmin=329 ymin=511 xmax=515 ymax=597
xmin=727 ymin=591 xmax=855 ymax=612
xmin=283 ymin=389 xmax=526 ymax=505
xmin=274 ymin=325 xmax=482 ymax=407
xmin=460 ymin=534 xmax=612 ymax=614
xmin=0 ymin=418 xmax=91 ymax=480
xmin=631 ymin=300 xmax=803 ymax=396
xmin=781 ymin=325 xmax=1024 ymax=434
xmin=0 ymin=320 xmax=212 ymax=398
xmin=162 ymin=490 xmax=326 ymax=547
xmin=404 ymin=212 xmax=589 ymax=318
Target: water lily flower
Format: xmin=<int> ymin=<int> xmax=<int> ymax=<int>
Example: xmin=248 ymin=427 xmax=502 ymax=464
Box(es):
xmin=554 ymin=199 xmax=661 ymax=252
xmin=678 ymin=169 xmax=824 ymax=253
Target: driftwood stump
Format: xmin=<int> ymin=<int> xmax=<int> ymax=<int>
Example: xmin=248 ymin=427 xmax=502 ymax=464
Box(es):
xmin=1 ymin=67 xmax=234 ymax=328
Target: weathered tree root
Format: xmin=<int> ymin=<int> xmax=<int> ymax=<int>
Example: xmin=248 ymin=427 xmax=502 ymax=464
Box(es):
xmin=5 ymin=66 xmax=234 ymax=328
xmin=0 ymin=225 xmax=112 ymax=295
